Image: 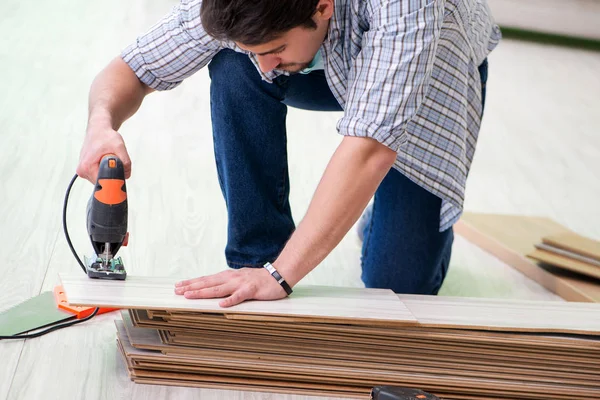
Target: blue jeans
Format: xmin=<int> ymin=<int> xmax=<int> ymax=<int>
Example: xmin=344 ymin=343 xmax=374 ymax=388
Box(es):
xmin=208 ymin=49 xmax=488 ymax=295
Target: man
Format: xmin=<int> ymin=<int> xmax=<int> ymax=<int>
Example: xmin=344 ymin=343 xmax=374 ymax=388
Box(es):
xmin=77 ymin=0 xmax=501 ymax=307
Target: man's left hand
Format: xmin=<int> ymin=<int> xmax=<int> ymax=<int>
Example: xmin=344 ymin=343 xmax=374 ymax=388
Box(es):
xmin=174 ymin=267 xmax=287 ymax=307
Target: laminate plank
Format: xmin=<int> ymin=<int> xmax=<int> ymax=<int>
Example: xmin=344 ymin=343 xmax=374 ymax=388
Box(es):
xmin=527 ymin=248 xmax=600 ymax=280
xmin=398 ymin=293 xmax=600 ymax=334
xmin=139 ymin=310 xmax=600 ymax=352
xmin=59 ymin=274 xmax=416 ymax=326
xmin=535 ymin=243 xmax=600 ymax=268
xmin=62 ymin=273 xmax=600 ymax=333
xmin=159 ymin=310 xmax=600 ymax=349
xmin=542 ymin=232 xmax=600 ymax=262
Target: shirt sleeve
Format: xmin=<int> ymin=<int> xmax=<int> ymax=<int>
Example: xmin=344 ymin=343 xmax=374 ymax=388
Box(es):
xmin=337 ymin=0 xmax=444 ymax=152
xmin=121 ymin=0 xmax=222 ymax=91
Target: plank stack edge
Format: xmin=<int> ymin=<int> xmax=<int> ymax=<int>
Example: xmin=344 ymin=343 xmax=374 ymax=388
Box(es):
xmin=60 ymin=274 xmax=600 ymax=399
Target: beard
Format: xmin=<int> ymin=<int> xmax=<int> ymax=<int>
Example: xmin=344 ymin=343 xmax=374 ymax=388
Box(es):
xmin=277 ymin=61 xmax=312 ymax=73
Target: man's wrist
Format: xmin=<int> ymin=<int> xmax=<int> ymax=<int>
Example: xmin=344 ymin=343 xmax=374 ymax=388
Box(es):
xmin=263 ymin=262 xmax=293 ymax=295
xmin=88 ymin=109 xmax=116 ymax=132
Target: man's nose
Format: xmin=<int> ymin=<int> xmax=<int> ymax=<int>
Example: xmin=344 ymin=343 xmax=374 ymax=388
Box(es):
xmin=257 ymin=55 xmax=281 ymax=73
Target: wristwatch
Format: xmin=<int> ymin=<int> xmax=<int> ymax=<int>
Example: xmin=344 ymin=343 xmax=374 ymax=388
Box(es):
xmin=263 ymin=262 xmax=293 ymax=296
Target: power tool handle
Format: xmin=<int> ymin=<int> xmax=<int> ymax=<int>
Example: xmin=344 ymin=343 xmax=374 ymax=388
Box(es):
xmin=96 ymin=154 xmax=126 ymax=184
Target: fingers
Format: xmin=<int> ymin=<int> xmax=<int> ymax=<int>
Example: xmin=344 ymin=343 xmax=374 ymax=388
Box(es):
xmin=219 ymin=287 xmax=253 ymax=308
xmin=174 ymin=268 xmax=286 ymax=307
xmin=174 ymin=272 xmax=229 ymax=295
xmin=76 ymin=129 xmax=132 ymax=183
xmin=183 ymin=283 xmax=236 ymax=299
xmin=114 ymin=147 xmax=132 ymax=180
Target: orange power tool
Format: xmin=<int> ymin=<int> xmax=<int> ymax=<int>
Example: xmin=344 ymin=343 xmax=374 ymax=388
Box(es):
xmin=83 ymin=154 xmax=129 ymax=280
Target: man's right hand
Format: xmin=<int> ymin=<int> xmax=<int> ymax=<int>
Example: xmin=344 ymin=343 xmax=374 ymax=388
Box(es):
xmin=76 ymin=125 xmax=132 ymax=184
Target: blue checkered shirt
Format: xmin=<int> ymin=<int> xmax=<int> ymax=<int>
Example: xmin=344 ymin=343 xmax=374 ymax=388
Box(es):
xmin=122 ymin=0 xmax=502 ymax=231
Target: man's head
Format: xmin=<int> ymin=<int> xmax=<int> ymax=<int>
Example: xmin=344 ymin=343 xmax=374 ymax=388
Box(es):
xmin=201 ymin=0 xmax=334 ymax=73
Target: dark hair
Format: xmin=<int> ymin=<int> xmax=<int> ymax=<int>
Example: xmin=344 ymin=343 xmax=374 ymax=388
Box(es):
xmin=201 ymin=0 xmax=321 ymax=46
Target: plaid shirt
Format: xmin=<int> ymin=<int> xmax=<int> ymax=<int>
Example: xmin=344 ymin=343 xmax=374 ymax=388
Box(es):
xmin=122 ymin=0 xmax=501 ymax=231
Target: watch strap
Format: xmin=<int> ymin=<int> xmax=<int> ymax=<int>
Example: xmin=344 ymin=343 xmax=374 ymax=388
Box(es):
xmin=263 ymin=262 xmax=293 ymax=296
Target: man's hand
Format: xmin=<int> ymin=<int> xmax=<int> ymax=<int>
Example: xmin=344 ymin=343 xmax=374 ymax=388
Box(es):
xmin=174 ymin=267 xmax=288 ymax=307
xmin=76 ymin=126 xmax=132 ymax=184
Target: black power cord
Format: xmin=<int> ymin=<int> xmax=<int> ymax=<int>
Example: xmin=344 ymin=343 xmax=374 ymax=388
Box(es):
xmin=0 ymin=174 xmax=100 ymax=340
xmin=63 ymin=174 xmax=88 ymax=274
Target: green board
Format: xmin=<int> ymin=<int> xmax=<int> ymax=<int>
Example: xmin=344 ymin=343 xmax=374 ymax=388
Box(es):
xmin=0 ymin=291 xmax=75 ymax=336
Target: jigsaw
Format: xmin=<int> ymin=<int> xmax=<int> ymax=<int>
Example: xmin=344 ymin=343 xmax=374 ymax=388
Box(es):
xmin=83 ymin=154 xmax=129 ymax=280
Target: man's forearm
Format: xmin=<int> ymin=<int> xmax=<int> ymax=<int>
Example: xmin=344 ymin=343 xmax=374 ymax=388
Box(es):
xmin=274 ymin=136 xmax=397 ymax=286
xmin=88 ymin=56 xmax=153 ymax=131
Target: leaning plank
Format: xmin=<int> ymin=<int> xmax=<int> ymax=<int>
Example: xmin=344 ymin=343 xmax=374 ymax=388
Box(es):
xmin=59 ymin=274 xmax=416 ymax=327
xmin=455 ymin=212 xmax=600 ymax=302
xmin=542 ymin=232 xmax=600 ymax=262
xmin=527 ymin=248 xmax=600 ymax=280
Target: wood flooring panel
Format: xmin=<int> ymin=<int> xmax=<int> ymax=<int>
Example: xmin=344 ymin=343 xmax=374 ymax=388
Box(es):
xmin=160 ymin=343 xmax=599 ymax=382
xmin=60 ymin=274 xmax=416 ymax=326
xmin=527 ymin=248 xmax=600 ymax=280
xmin=542 ymin=233 xmax=600 ymax=263
xmin=134 ymin=346 xmax=598 ymax=387
xmin=154 ymin=316 xmax=600 ymax=353
xmin=455 ymin=213 xmax=600 ymax=302
xmin=164 ymin=336 xmax=600 ymax=369
xmin=535 ymin=243 xmax=600 ymax=268
xmin=87 ymin=276 xmax=600 ymax=334
xmin=399 ymin=293 xmax=600 ymax=334
xmin=162 ymin=327 xmax=600 ymax=362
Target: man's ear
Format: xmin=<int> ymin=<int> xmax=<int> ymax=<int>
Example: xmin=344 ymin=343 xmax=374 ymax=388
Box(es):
xmin=315 ymin=0 xmax=334 ymax=20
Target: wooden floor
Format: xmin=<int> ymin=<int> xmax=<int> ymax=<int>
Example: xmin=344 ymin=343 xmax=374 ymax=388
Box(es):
xmin=1 ymin=0 xmax=599 ymax=399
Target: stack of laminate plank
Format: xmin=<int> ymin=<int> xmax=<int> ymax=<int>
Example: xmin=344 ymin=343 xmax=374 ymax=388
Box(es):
xmin=528 ymin=232 xmax=600 ymax=281
xmin=455 ymin=212 xmax=600 ymax=302
xmin=60 ymin=274 xmax=600 ymax=400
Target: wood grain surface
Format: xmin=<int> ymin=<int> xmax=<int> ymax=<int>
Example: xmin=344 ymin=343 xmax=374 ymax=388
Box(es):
xmin=59 ymin=274 xmax=416 ymax=326
xmin=59 ymin=273 xmax=600 ymax=334
xmin=398 ymin=293 xmax=600 ymax=334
